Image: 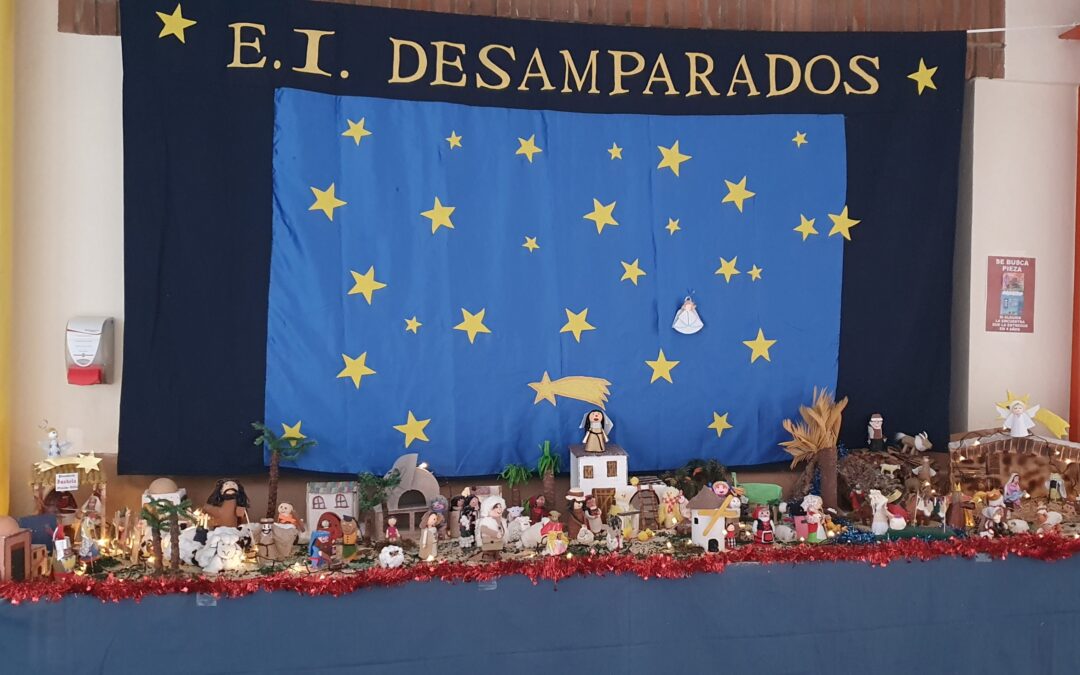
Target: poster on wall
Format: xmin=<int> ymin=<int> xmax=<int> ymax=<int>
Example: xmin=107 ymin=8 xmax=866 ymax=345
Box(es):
xmin=985 ymin=256 xmax=1035 ymax=333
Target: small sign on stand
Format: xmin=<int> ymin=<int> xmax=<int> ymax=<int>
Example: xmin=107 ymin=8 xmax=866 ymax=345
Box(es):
xmin=55 ymin=473 xmax=79 ymax=492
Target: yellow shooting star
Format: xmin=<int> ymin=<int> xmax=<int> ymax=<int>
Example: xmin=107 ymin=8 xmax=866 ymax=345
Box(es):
xmin=528 ymin=372 xmax=611 ymax=408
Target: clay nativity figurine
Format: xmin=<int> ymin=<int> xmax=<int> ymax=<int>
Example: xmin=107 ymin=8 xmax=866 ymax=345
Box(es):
xmin=580 ymin=410 xmax=613 ymax=453
xmin=203 ymin=479 xmax=249 ymax=529
xmin=478 ymin=495 xmax=506 ymax=561
xmin=867 ymin=414 xmax=886 ymax=452
xmin=672 ymin=295 xmax=704 ymax=335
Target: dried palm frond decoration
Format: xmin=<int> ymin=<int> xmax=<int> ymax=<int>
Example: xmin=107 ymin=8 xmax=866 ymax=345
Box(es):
xmin=780 ymin=387 xmax=847 ymax=507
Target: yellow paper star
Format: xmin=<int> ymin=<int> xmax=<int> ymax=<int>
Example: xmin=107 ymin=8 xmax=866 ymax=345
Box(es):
xmin=657 ymin=141 xmax=691 ymax=176
xmin=748 ymin=264 xmax=763 ymax=281
xmin=454 ymin=308 xmax=491 ymax=344
xmin=281 ymin=421 xmax=307 ymax=446
xmin=421 ymin=197 xmax=456 ymax=234
xmin=708 ymin=412 xmax=733 ymax=438
xmin=827 ymin=206 xmax=861 ymax=240
xmin=743 ymin=329 xmax=777 ymax=363
xmin=665 ymin=218 xmax=681 ymax=235
xmin=620 ymin=259 xmax=647 ymax=285
xmin=792 ymin=131 xmax=808 ymax=148
xmin=446 ymin=131 xmax=462 ymax=149
xmin=394 ymin=411 xmax=431 ymax=448
xmin=908 ymin=58 xmax=938 ymax=95
xmin=74 ymin=454 xmax=103 ymax=472
xmin=309 ymin=183 xmax=347 ymax=221
xmin=560 ymin=308 xmax=596 ymax=342
xmin=715 ymin=256 xmax=740 ymax=282
xmin=584 ymin=199 xmax=618 ymax=234
xmin=722 ymin=177 xmax=756 ymax=212
xmin=336 ymin=352 xmax=376 ymax=388
xmin=516 ymin=135 xmax=542 ymax=162
xmin=645 ymin=349 xmax=679 ymax=384
xmin=405 ymin=316 xmax=422 ymax=333
xmin=522 ymin=236 xmax=540 ymax=253
xmin=342 ymin=118 xmax=372 ymax=146
xmin=157 ymin=3 xmax=196 ymax=43
xmin=794 ymin=214 xmax=818 ymax=241
xmin=347 ymin=266 xmax=387 ymax=304
xmin=608 ymin=143 xmax=623 ymax=160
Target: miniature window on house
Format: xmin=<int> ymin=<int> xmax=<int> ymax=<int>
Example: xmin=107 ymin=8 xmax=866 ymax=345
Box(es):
xmin=693 ymin=517 xmax=699 ymax=524
xmin=312 ymin=495 xmax=326 ymax=510
xmin=335 ymin=494 xmax=348 ymax=508
xmin=583 ymin=465 xmax=594 ymax=479
xmin=606 ymin=461 xmax=618 ymax=477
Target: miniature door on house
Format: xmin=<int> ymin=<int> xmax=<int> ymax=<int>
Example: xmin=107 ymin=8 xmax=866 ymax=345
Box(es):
xmin=306 ymin=482 xmax=359 ymax=541
xmin=629 ymin=479 xmax=663 ymax=530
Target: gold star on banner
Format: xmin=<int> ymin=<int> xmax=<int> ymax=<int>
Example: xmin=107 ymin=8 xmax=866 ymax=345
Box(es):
xmin=454 ymin=308 xmax=491 ymax=344
xmin=645 ymin=349 xmax=680 ymax=384
xmin=421 ymin=197 xmax=456 ymax=234
xmin=516 ymin=135 xmax=542 ymax=162
xmin=446 ymin=131 xmax=462 ymax=149
xmin=282 ymin=421 xmax=306 ymax=447
xmin=522 ymin=236 xmax=540 ymax=253
xmin=620 ymin=259 xmax=647 ymax=285
xmin=708 ymin=412 xmax=733 ymax=438
xmin=584 ymin=199 xmax=618 ymax=234
xmin=405 ymin=316 xmax=422 ymax=333
xmin=794 ymin=214 xmax=818 ymax=241
xmin=336 ymin=352 xmax=376 ymax=388
xmin=309 ymin=183 xmax=346 ymax=221
xmin=748 ymin=265 xmax=763 ymax=281
xmin=657 ymin=141 xmax=691 ymax=176
xmin=665 ymin=218 xmax=681 ymax=235
xmin=394 ymin=411 xmax=431 ymax=448
xmin=722 ymin=177 xmax=756 ymax=212
xmin=827 ymin=206 xmax=861 ymax=240
xmin=792 ymin=131 xmax=808 ymax=148
xmin=608 ymin=143 xmax=623 ymax=160
xmin=715 ymin=256 xmax=740 ymax=282
xmin=560 ymin=308 xmax=596 ymax=342
xmin=347 ymin=266 xmax=387 ymax=304
xmin=157 ymin=3 xmax=196 ymax=43
xmin=908 ymin=58 xmax=938 ymax=95
xmin=743 ymin=329 xmax=777 ymax=363
xmin=342 ymin=118 xmax=372 ymax=146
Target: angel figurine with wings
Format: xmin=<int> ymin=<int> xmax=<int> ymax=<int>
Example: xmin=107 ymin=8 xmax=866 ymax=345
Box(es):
xmin=580 ymin=409 xmax=613 ymax=453
xmin=672 ymin=296 xmax=704 ymax=335
xmin=996 ymin=391 xmax=1070 ymax=439
xmin=40 ymin=426 xmax=72 ymax=459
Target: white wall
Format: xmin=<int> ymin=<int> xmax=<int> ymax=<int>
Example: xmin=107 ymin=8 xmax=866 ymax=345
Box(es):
xmin=1005 ymin=0 xmax=1080 ymax=84
xmin=11 ymin=0 xmax=124 ymax=512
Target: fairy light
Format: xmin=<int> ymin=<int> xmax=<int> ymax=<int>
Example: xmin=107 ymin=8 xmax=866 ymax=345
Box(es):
xmin=566 ymin=552 xmax=573 ymax=560
xmin=418 ymin=462 xmax=429 ymax=470
xmin=426 ymin=555 xmax=435 ymax=562
xmin=973 ymin=439 xmax=981 ymax=446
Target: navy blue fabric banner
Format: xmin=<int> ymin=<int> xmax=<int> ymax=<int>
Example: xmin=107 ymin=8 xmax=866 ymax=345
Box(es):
xmin=118 ymin=0 xmax=964 ymax=477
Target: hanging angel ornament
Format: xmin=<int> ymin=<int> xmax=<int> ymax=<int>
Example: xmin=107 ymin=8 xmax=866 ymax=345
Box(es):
xmin=39 ymin=424 xmax=72 ymax=459
xmin=995 ymin=391 xmax=1070 ymax=439
xmin=672 ymin=296 xmax=704 ymax=335
xmin=580 ymin=409 xmax=614 ymax=453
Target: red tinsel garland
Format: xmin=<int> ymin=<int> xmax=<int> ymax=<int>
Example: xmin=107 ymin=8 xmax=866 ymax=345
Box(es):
xmin=3 ymin=534 xmax=1078 ymax=605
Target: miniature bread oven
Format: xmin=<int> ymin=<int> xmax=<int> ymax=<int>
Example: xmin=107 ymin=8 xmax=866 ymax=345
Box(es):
xmin=0 ymin=516 xmax=32 ymax=582
xmin=377 ymin=454 xmax=441 ymax=540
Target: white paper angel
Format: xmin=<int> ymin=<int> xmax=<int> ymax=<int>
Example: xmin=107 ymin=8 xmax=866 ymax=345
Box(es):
xmin=39 ymin=427 xmax=72 ymax=459
xmin=996 ymin=399 xmax=1039 ymax=438
xmin=672 ymin=296 xmax=704 ymax=335
xmin=580 ymin=410 xmax=614 ymax=453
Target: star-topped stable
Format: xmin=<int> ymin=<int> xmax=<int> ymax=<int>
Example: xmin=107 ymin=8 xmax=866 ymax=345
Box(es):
xmin=446 ymin=131 xmax=462 ymax=149
xmin=454 ymin=308 xmax=491 ymax=344
xmin=309 ymin=183 xmax=346 ymax=221
xmin=645 ymin=349 xmax=679 ymax=383
xmin=342 ymin=118 xmax=372 ymax=146
xmin=347 ymin=266 xmax=387 ymax=304
xmin=722 ymin=177 xmax=755 ymax=212
xmin=560 ymin=308 xmax=596 ymax=342
xmin=665 ymin=218 xmax=681 ymax=235
xmin=827 ymin=206 xmax=860 ymax=240
xmin=748 ymin=265 xmax=763 ymax=281
xmin=908 ymin=58 xmax=938 ymax=95
xmin=337 ymin=352 xmax=376 ymax=388
xmin=620 ymin=259 xmax=647 ymax=285
xmin=405 ymin=316 xmax=422 ymax=333
xmin=157 ymin=3 xmax=196 ymax=43
xmin=522 ymin=236 xmax=540 ymax=253
xmin=516 ymin=135 xmax=542 ymax=162
xmin=794 ymin=214 xmax=818 ymax=241
xmin=394 ymin=411 xmax=430 ymax=448
xmin=421 ymin=197 xmax=456 ymax=234
xmin=743 ymin=329 xmax=777 ymax=363
xmin=792 ymin=131 xmax=808 ymax=148
xmin=708 ymin=412 xmax=733 ymax=438
xmin=657 ymin=141 xmax=691 ymax=176
xmin=584 ymin=199 xmax=618 ymax=234
xmin=715 ymin=256 xmax=740 ymax=282
xmin=608 ymin=143 xmax=623 ymax=160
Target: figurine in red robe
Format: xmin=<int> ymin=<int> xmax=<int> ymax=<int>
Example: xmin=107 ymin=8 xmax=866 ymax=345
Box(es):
xmin=527 ymin=495 xmax=548 ymax=524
